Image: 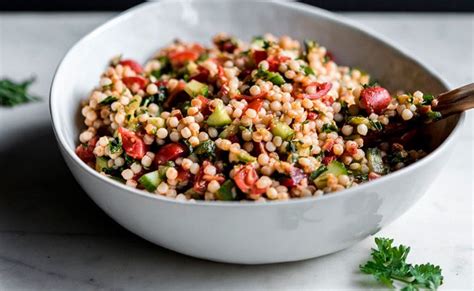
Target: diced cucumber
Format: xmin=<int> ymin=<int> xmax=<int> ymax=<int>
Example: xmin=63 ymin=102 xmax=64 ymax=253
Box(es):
xmin=184 ymin=80 xmax=208 ymax=97
xmin=206 ymin=103 xmax=232 ymax=127
xmin=95 ymin=157 xmax=109 ymax=172
xmin=215 ymin=180 xmax=238 ymax=201
xmin=271 ymin=121 xmax=294 ymax=140
xmin=314 ymin=161 xmax=347 ymax=188
xmin=237 ymin=151 xmax=256 ymax=163
xmin=219 ymin=124 xmax=239 ymax=138
xmin=138 ymin=170 xmax=161 ymax=192
xmin=348 ymin=116 xmax=369 ymax=126
xmin=367 ymin=148 xmax=385 ymax=174
xmin=158 ymin=165 xmax=170 ymax=178
xmin=267 ymin=72 xmax=285 ymax=85
xmin=327 ymin=161 xmax=348 ymax=176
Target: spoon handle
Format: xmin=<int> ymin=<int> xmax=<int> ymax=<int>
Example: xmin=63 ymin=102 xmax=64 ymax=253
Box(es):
xmin=434 ymin=83 xmax=474 ymax=117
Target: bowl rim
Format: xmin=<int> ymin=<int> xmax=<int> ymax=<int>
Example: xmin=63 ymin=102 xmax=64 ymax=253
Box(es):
xmin=50 ymin=0 xmax=465 ymax=208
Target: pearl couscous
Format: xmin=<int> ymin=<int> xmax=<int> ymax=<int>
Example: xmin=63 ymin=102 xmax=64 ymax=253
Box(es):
xmin=76 ymin=34 xmax=441 ymax=201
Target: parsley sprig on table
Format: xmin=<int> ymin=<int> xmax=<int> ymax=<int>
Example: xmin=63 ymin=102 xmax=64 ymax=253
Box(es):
xmin=0 ymin=78 xmax=40 ymax=107
xmin=360 ymin=238 xmax=443 ymax=290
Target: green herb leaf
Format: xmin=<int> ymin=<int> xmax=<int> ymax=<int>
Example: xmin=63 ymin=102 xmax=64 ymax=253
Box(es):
xmin=109 ymin=137 xmax=122 ymax=154
xmin=322 ymin=123 xmax=338 ymax=133
xmin=369 ymin=120 xmax=383 ymax=131
xmin=194 ymin=140 xmax=216 ymax=159
xmin=255 ymin=68 xmax=285 ymax=85
xmin=0 ymin=78 xmax=40 ymax=107
xmin=141 ymin=84 xmax=167 ymax=107
xmin=100 ymin=95 xmax=118 ymax=105
xmin=309 ymin=165 xmax=327 ymax=180
xmin=422 ymin=94 xmax=435 ymax=105
xmin=426 ymin=111 xmax=442 ymax=121
xmin=360 ymin=237 xmax=443 ymax=290
xmin=302 ymin=65 xmax=315 ymax=76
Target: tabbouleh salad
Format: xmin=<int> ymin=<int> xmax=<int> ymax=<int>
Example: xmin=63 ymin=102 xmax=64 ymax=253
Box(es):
xmin=76 ymin=33 xmax=441 ymax=202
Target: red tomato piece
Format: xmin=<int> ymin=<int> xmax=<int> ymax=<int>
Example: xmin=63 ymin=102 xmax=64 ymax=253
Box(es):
xmin=122 ymin=76 xmax=148 ymax=90
xmin=190 ymin=66 xmax=210 ymax=83
xmin=119 ymin=59 xmax=143 ymax=74
xmin=196 ymin=95 xmax=210 ymax=115
xmin=296 ymin=82 xmax=333 ymax=100
xmin=75 ymin=136 xmax=98 ymax=164
xmin=193 ymin=160 xmax=210 ymax=193
xmin=176 ymin=166 xmax=192 ymax=183
xmin=246 ymin=99 xmax=264 ymax=112
xmin=279 ymin=167 xmax=307 ymax=188
xmin=267 ymin=55 xmax=290 ymax=72
xmin=307 ymin=112 xmax=318 ymax=120
xmin=360 ymin=86 xmax=392 ymax=114
xmin=253 ymin=50 xmax=268 ymax=65
xmin=233 ymin=165 xmax=267 ymax=195
xmin=325 ymin=51 xmax=335 ymax=62
xmin=118 ymin=127 xmax=147 ymax=159
xmin=169 ymin=50 xmax=199 ymax=66
xmin=322 ymin=139 xmax=335 ymax=152
xmin=155 ymin=143 xmax=187 ymax=165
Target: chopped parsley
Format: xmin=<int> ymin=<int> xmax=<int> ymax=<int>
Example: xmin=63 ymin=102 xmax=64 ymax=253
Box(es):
xmin=108 ymin=137 xmax=122 ymax=154
xmin=422 ymin=94 xmax=435 ymax=105
xmin=360 ymin=237 xmax=443 ymax=290
xmin=100 ymin=95 xmax=118 ymax=105
xmin=0 ymin=78 xmax=40 ymax=107
xmin=194 ymin=140 xmax=216 ymax=160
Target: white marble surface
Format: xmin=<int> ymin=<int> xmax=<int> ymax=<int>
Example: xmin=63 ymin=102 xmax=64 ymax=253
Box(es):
xmin=0 ymin=12 xmax=473 ymax=290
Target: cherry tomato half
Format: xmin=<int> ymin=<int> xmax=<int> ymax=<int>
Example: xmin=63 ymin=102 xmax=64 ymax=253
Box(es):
xmin=118 ymin=127 xmax=147 ymax=160
xmin=155 ymin=143 xmax=187 ymax=165
xmin=119 ymin=59 xmax=143 ymax=74
xmin=360 ymin=86 xmax=392 ymax=114
xmin=233 ymin=165 xmax=267 ymax=195
xmin=122 ymin=76 xmax=148 ymax=90
xmin=75 ymin=136 xmax=98 ymax=164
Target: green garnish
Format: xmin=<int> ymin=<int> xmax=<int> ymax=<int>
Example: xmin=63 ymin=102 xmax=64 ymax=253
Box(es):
xmin=360 ymin=237 xmax=443 ymax=290
xmin=100 ymin=95 xmax=118 ymax=105
xmin=256 ymin=68 xmax=286 ymax=86
xmin=194 ymin=140 xmax=216 ymax=159
xmin=109 ymin=137 xmax=122 ymax=154
xmin=0 ymin=78 xmax=40 ymax=107
xmin=141 ymin=84 xmax=167 ymax=107
xmin=422 ymin=94 xmax=435 ymax=105
xmin=322 ymin=123 xmax=338 ymax=133
xmin=369 ymin=119 xmax=383 ymax=131
xmin=426 ymin=111 xmax=442 ymax=121
xmin=151 ymin=56 xmax=172 ymax=78
xmin=309 ymin=165 xmax=327 ymax=180
xmin=302 ymin=65 xmax=315 ymax=76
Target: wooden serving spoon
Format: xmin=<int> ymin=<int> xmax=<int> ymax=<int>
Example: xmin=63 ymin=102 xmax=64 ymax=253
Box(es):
xmin=364 ymin=83 xmax=474 ymax=146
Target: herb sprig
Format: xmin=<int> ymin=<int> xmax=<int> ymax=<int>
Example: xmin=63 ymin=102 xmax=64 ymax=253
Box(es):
xmin=360 ymin=237 xmax=443 ymax=290
xmin=0 ymin=78 xmax=40 ymax=107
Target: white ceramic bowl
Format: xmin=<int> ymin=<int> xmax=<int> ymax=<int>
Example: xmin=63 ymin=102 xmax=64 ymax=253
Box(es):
xmin=50 ymin=0 xmax=464 ymax=264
